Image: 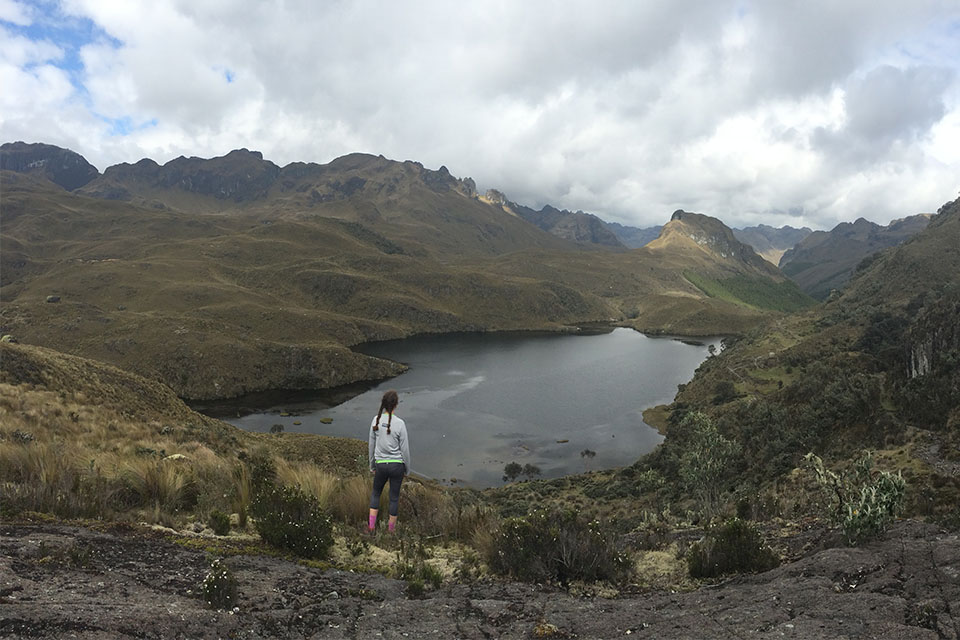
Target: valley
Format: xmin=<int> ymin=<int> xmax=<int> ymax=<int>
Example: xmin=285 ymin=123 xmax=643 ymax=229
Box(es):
xmin=1 ymin=142 xmax=957 ymax=639
xmin=1 ymin=143 xmax=809 ymax=400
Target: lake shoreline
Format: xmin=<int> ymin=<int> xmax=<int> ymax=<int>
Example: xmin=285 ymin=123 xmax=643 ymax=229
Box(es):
xmin=187 ymin=323 xmax=723 ymax=409
xmin=193 ymin=329 xmax=721 ymax=487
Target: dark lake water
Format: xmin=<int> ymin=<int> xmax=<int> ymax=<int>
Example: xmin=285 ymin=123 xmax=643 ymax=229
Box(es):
xmin=195 ymin=328 xmax=720 ymax=487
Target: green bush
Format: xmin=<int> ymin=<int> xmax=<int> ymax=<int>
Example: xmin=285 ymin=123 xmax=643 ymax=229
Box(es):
xmin=483 ymin=509 xmax=632 ymax=586
xmin=805 ymin=452 xmax=906 ymax=545
xmin=687 ymin=518 xmax=779 ymax=578
xmin=677 ymin=412 xmax=740 ymax=518
xmin=199 ymin=558 xmax=238 ymax=610
xmin=209 ymin=509 xmax=231 ymax=536
xmin=251 ymin=485 xmax=333 ymax=559
xmin=392 ymin=535 xmax=444 ymax=594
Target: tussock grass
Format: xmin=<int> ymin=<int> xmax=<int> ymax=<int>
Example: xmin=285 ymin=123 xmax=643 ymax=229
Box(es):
xmin=121 ymin=459 xmax=190 ymax=517
xmin=1 ymin=342 xmax=645 ymax=588
xmin=331 ymin=474 xmax=383 ymax=524
xmin=275 ymin=459 xmax=339 ymax=510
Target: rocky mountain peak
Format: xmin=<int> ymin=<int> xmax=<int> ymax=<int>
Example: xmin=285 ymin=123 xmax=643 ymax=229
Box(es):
xmin=83 ymin=148 xmax=281 ymax=204
xmin=649 ymin=209 xmax=776 ymax=274
xmin=480 ymin=190 xmax=624 ymax=247
xmin=1 ymin=141 xmax=100 ymax=191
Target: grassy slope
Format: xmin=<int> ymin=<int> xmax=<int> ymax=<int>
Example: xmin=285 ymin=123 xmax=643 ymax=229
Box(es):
xmin=640 ymin=197 xmax=960 ymax=524
xmin=1 ymin=170 xmax=792 ymax=398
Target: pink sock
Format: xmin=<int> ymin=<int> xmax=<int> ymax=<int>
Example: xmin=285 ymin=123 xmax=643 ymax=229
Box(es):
xmin=388 ymin=520 xmax=396 ymax=532
xmin=368 ymin=514 xmax=376 ymax=530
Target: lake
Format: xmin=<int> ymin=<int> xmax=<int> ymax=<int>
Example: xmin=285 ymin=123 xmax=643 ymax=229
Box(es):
xmin=196 ymin=328 xmax=720 ymax=487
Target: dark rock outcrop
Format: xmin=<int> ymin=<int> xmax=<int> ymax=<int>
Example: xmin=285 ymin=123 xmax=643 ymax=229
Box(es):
xmin=83 ymin=148 xmax=281 ymax=203
xmin=486 ymin=190 xmax=625 ymax=247
xmin=0 ymin=141 xmax=100 ymax=191
xmin=1 ymin=521 xmax=957 ymax=639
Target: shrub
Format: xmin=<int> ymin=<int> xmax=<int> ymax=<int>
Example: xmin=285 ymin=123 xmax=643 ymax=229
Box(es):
xmin=209 ymin=509 xmax=231 ymax=535
xmin=713 ymin=380 xmax=737 ymax=404
xmin=805 ymin=452 xmax=906 ymax=545
xmin=482 ymin=509 xmax=632 ymax=586
xmin=677 ymin=412 xmax=740 ymax=518
xmin=251 ymin=484 xmax=333 ymax=559
xmin=687 ymin=518 xmax=779 ymax=579
xmin=393 ymin=534 xmax=444 ymax=594
xmin=244 ymin=449 xmax=276 ymax=494
xmin=199 ymin=558 xmax=238 ymax=610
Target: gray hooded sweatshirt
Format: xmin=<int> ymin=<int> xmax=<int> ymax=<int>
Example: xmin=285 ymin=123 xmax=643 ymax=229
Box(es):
xmin=368 ymin=412 xmax=411 ymax=473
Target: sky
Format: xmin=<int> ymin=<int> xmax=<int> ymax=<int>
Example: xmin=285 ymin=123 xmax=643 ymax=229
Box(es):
xmin=2 ymin=0 xmax=959 ymax=230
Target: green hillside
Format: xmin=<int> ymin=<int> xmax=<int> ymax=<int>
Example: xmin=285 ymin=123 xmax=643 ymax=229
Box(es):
xmin=683 ymin=271 xmax=816 ymax=312
xmin=642 ymin=196 xmax=960 ymax=526
xmin=1 ymin=146 xmax=804 ymax=399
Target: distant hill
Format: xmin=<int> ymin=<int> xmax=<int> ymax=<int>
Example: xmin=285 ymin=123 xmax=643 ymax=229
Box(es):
xmin=643 ymin=196 xmax=960 ymax=526
xmin=480 ymin=189 xmax=624 ymax=247
xmin=1 ymin=141 xmax=100 ymax=191
xmin=2 ymin=143 xmax=808 ymax=398
xmin=642 ymin=210 xmax=815 ymax=314
xmin=779 ymin=215 xmax=932 ymax=299
xmin=607 ymin=222 xmax=662 ymax=248
xmin=733 ymin=224 xmax=812 ymax=265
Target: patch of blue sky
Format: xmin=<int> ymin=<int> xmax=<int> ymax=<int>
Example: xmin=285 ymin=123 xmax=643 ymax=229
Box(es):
xmin=910 ymin=17 xmax=960 ymax=64
xmin=2 ymin=2 xmax=121 ymax=80
xmin=97 ymin=114 xmax=158 ymax=137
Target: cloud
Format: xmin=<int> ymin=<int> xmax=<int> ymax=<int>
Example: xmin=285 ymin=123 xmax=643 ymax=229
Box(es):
xmin=813 ymin=65 xmax=954 ymax=166
xmin=0 ymin=0 xmax=32 ymax=27
xmin=1 ymin=0 xmax=958 ymax=230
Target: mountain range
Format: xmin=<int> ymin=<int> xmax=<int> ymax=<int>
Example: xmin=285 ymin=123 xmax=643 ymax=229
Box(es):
xmin=779 ymin=215 xmax=933 ymax=299
xmin=1 ymin=141 xmax=812 ymax=399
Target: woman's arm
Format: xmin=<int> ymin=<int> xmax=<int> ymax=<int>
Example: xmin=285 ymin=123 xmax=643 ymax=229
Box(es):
xmin=368 ymin=423 xmax=376 ymax=473
xmin=400 ymin=426 xmax=411 ymax=476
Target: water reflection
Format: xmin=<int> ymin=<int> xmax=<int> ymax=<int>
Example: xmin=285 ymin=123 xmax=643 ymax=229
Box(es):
xmin=198 ymin=328 xmax=719 ymax=487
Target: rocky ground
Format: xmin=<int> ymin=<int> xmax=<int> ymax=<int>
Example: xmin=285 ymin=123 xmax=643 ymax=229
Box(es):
xmin=1 ymin=521 xmax=958 ymax=640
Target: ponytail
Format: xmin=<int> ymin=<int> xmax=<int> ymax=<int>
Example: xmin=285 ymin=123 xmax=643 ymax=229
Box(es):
xmin=375 ymin=390 xmax=399 ymax=435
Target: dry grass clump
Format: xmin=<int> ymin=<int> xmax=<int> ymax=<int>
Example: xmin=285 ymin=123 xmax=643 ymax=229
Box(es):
xmin=0 ymin=380 xmax=237 ymax=524
xmin=330 ymin=474 xmax=384 ymax=524
xmin=0 ymin=346 xmax=507 ymax=575
xmin=121 ymin=458 xmax=190 ymax=518
xmin=275 ymin=459 xmax=339 ymax=510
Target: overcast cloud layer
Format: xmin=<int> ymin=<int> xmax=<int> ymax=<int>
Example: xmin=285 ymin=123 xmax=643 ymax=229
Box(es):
xmin=2 ymin=0 xmax=959 ymax=229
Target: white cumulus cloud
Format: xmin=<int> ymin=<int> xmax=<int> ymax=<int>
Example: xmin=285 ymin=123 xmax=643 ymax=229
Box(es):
xmin=1 ymin=0 xmax=958 ymax=229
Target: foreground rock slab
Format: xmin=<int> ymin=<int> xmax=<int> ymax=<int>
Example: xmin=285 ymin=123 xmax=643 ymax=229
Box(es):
xmin=0 ymin=521 xmax=957 ymax=639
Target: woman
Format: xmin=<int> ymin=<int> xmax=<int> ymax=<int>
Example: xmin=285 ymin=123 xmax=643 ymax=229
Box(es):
xmin=368 ymin=389 xmax=410 ymax=533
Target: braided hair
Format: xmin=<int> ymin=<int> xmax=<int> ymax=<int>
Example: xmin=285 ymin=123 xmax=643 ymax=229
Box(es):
xmin=374 ymin=389 xmax=399 ymax=434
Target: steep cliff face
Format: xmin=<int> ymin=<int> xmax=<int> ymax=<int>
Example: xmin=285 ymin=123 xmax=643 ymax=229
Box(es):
xmin=0 ymin=141 xmax=100 ymax=191
xmin=906 ymin=293 xmax=960 ymax=379
xmin=483 ymin=190 xmax=626 ymax=248
xmin=82 ymin=149 xmax=282 ymax=204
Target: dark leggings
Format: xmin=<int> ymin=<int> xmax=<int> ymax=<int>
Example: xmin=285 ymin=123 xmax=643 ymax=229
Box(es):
xmin=370 ymin=462 xmax=405 ymax=516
